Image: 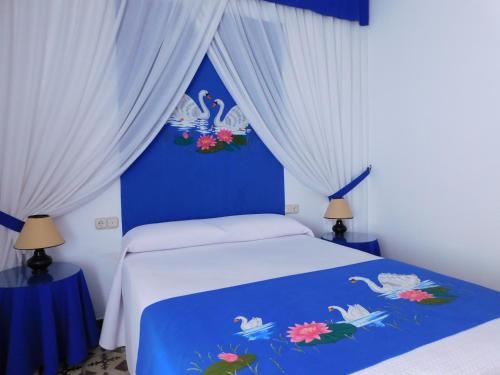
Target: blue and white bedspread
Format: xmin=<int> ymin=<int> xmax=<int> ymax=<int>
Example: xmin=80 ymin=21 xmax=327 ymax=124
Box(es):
xmin=136 ymin=259 xmax=500 ymax=374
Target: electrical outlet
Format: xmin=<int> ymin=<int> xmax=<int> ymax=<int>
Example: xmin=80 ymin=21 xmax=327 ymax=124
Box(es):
xmin=95 ymin=216 xmax=120 ymax=230
xmin=95 ymin=217 xmax=107 ymax=230
xmin=106 ymin=217 xmax=119 ymax=229
xmin=285 ymin=204 xmax=300 ymax=214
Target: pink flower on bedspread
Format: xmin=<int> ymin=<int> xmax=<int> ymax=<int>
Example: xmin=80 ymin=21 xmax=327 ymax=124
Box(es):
xmin=218 ymin=353 xmax=239 ymax=363
xmin=399 ymin=289 xmax=434 ymax=302
xmin=197 ymin=135 xmax=216 ymax=150
xmin=217 ymin=129 xmax=233 ymax=143
xmin=287 ymin=321 xmax=331 ymax=343
xmin=182 ymin=132 xmax=190 ymax=139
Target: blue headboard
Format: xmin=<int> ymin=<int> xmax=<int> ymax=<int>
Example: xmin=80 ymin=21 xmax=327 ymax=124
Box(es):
xmin=121 ymin=56 xmax=284 ymax=234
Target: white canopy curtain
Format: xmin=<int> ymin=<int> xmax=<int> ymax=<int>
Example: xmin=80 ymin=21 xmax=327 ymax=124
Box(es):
xmin=208 ymin=0 xmax=368 ymax=231
xmin=0 ymin=0 xmax=227 ymax=270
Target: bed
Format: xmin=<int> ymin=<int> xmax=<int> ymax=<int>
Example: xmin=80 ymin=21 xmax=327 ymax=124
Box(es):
xmin=100 ymin=214 xmax=500 ymax=375
xmin=103 ymin=62 xmax=500 ymax=373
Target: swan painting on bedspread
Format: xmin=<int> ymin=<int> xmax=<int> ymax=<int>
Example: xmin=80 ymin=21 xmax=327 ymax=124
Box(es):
xmin=233 ymin=315 xmax=275 ymax=341
xmin=328 ymin=304 xmax=389 ymax=327
xmin=134 ymin=258 xmax=500 ymax=375
xmin=349 ymin=273 xmax=456 ymax=304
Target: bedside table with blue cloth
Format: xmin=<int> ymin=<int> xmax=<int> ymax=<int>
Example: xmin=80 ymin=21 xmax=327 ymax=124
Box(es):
xmin=321 ymin=232 xmax=381 ymax=257
xmin=0 ymin=262 xmax=99 ymax=375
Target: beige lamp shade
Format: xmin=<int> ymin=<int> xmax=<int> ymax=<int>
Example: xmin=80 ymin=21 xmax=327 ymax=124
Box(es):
xmin=324 ymin=198 xmax=353 ymax=219
xmin=14 ymin=215 xmax=64 ymax=250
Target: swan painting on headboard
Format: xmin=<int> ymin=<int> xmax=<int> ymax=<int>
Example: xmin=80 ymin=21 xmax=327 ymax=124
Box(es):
xmin=168 ymin=89 xmax=211 ymax=128
xmin=212 ymin=98 xmax=250 ymax=135
xmin=170 ymin=95 xmax=252 ymax=153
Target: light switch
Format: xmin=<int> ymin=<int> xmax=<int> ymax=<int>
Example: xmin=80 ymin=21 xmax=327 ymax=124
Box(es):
xmin=106 ymin=217 xmax=119 ymax=229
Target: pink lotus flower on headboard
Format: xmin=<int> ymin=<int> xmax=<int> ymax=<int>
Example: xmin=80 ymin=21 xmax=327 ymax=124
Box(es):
xmin=287 ymin=321 xmax=331 ymax=344
xmin=217 ymin=129 xmax=233 ymax=144
xmin=197 ymin=135 xmax=216 ymax=150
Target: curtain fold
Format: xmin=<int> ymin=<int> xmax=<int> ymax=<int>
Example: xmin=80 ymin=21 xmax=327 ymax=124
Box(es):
xmin=208 ymin=0 xmax=368 ymax=231
xmin=0 ymin=0 xmax=227 ymax=270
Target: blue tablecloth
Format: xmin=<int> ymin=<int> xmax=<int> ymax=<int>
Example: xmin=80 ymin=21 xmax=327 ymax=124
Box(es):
xmin=323 ymin=232 xmax=381 ymax=256
xmin=0 ymin=263 xmax=99 ymax=375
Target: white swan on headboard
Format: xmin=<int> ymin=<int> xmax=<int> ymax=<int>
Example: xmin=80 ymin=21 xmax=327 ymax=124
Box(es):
xmin=169 ymin=90 xmax=211 ymax=126
xmin=212 ymin=99 xmax=249 ymax=135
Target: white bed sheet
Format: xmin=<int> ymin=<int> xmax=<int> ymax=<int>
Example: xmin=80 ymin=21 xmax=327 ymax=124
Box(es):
xmin=103 ymin=234 xmax=500 ymax=374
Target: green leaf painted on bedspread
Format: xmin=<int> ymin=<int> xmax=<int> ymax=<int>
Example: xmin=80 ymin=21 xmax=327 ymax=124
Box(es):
xmin=421 ymin=287 xmax=449 ymax=296
xmin=203 ymin=354 xmax=256 ymax=375
xmin=418 ymin=287 xmax=456 ymax=304
xmin=418 ymin=297 xmax=455 ymax=305
xmin=299 ymin=323 xmax=357 ymax=346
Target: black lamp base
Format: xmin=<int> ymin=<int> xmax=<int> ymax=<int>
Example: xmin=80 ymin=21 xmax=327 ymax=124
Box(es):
xmin=332 ymin=219 xmax=347 ymax=238
xmin=27 ymin=249 xmax=52 ymax=273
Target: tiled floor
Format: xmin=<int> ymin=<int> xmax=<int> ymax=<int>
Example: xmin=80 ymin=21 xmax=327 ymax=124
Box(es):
xmin=57 ymin=347 xmax=128 ymax=375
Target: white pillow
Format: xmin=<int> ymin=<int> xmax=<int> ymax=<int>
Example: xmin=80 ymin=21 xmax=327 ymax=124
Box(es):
xmin=122 ymin=219 xmax=226 ymax=253
xmin=210 ymin=214 xmax=314 ymax=242
xmin=122 ymin=214 xmax=313 ymax=254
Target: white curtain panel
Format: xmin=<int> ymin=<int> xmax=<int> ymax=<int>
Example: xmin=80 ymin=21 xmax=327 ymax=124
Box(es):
xmin=209 ymin=0 xmax=368 ymax=231
xmin=0 ymin=0 xmax=227 ymax=270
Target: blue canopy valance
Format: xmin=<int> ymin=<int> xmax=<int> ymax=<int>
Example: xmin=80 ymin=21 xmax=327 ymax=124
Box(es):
xmin=264 ymin=0 xmax=369 ymax=25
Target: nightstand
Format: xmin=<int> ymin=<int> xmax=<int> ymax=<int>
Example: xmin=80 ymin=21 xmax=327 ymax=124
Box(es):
xmin=321 ymin=232 xmax=381 ymax=256
xmin=0 ymin=262 xmax=99 ymax=375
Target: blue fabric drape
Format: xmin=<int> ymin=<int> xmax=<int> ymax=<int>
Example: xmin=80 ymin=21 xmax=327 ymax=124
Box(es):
xmin=264 ymin=0 xmax=369 ymax=25
xmin=329 ymin=165 xmax=371 ymax=200
xmin=0 ymin=264 xmax=99 ymax=375
xmin=0 ymin=211 xmax=24 ymax=232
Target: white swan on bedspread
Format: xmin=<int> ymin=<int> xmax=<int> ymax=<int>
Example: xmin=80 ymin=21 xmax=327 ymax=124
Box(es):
xmin=349 ymin=273 xmax=421 ymax=293
xmin=328 ymin=304 xmax=370 ymax=321
xmin=328 ymin=304 xmax=389 ymax=328
xmin=233 ymin=316 xmax=263 ymax=331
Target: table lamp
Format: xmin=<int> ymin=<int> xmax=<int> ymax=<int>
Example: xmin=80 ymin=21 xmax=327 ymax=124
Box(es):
xmin=324 ymin=198 xmax=353 ymax=238
xmin=14 ymin=215 xmax=64 ymax=273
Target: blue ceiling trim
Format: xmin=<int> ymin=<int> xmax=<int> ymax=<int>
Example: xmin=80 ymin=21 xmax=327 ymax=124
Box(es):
xmin=264 ymin=0 xmax=369 ymax=26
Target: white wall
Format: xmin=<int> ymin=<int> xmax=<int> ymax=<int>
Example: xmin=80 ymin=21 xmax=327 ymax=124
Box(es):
xmin=368 ymin=0 xmax=500 ymax=291
xmin=284 ymin=171 xmax=332 ymax=236
xmin=53 ymin=172 xmax=330 ymax=318
xmin=50 ymin=181 xmax=123 ymax=317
